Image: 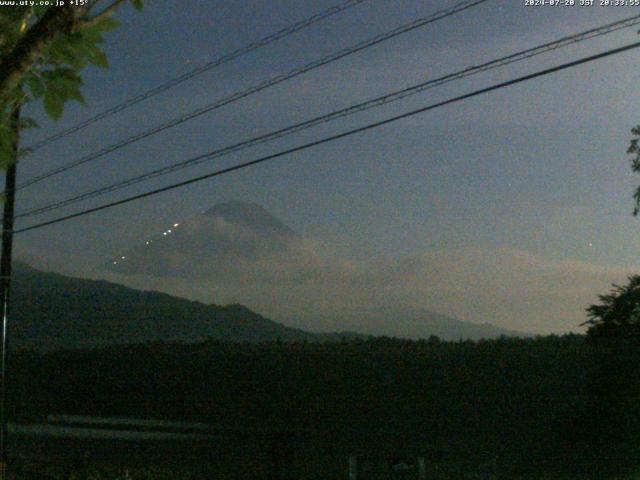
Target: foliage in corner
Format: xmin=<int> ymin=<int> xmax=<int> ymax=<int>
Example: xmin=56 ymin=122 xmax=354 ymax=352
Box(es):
xmin=0 ymin=0 xmax=144 ymax=169
xmin=583 ymin=275 xmax=640 ymax=339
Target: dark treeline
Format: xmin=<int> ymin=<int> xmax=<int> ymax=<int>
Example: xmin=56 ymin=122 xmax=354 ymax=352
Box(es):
xmin=9 ymin=334 xmax=640 ymax=479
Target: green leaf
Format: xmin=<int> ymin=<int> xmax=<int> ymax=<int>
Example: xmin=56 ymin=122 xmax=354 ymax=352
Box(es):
xmin=90 ymin=49 xmax=109 ymax=69
xmin=47 ymin=67 xmax=82 ymax=83
xmin=92 ymin=17 xmax=120 ymax=32
xmin=25 ymin=73 xmax=45 ymax=98
xmin=80 ymin=27 xmax=105 ymax=45
xmin=38 ymin=68 xmax=86 ymax=116
xmin=0 ymin=153 xmax=11 ymax=170
xmin=48 ymin=36 xmax=87 ymax=69
xmin=131 ymin=0 xmax=144 ymax=11
xmin=68 ymin=89 xmax=85 ymax=105
xmin=0 ymin=123 xmax=16 ymax=169
xmin=0 ymin=125 xmax=13 ymax=151
xmin=43 ymin=93 xmax=64 ymax=120
xmin=44 ymin=68 xmax=83 ymax=92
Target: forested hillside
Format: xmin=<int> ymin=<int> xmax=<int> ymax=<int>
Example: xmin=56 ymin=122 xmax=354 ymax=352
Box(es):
xmin=10 ymin=263 xmax=358 ymax=349
xmin=10 ymin=335 xmax=639 ymax=478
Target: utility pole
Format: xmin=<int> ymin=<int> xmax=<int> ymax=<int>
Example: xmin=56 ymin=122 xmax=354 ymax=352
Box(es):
xmin=0 ymin=106 xmax=20 ymax=479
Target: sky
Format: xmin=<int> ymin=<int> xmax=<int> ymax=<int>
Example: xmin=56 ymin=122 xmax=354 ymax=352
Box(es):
xmin=11 ymin=0 xmax=640 ymax=335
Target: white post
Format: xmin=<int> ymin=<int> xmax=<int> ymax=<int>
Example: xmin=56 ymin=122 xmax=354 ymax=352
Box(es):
xmin=417 ymin=457 xmax=426 ymax=480
xmin=348 ymin=455 xmax=358 ymax=480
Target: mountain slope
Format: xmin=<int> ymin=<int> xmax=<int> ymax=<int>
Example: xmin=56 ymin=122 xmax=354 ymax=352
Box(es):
xmin=295 ymin=305 xmax=528 ymax=341
xmin=10 ymin=261 xmax=528 ymax=350
xmin=10 ymin=263 xmax=335 ymax=350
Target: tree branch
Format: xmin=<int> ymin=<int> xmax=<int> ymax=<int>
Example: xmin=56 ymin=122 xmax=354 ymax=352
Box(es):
xmin=0 ymin=5 xmax=76 ymax=108
xmin=80 ymin=0 xmax=127 ymax=28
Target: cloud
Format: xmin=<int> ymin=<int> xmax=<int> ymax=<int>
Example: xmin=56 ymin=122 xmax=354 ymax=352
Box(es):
xmin=19 ymin=203 xmax=635 ymax=335
xmin=91 ymin=229 xmax=639 ymax=336
xmin=377 ymin=247 xmax=637 ymax=333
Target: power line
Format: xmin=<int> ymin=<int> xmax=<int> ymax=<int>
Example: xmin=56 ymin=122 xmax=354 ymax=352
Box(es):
xmin=23 ymin=0 xmax=370 ymax=154
xmin=15 ymin=13 xmax=640 ymax=219
xmin=16 ymin=0 xmax=490 ymax=191
xmin=14 ymin=40 xmax=640 ymax=235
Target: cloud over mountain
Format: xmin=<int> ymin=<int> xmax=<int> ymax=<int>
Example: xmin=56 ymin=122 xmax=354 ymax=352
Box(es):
xmin=94 ymin=201 xmax=531 ymax=339
xmin=89 ymin=200 xmax=638 ymax=337
xmin=106 ymin=201 xmax=296 ymax=279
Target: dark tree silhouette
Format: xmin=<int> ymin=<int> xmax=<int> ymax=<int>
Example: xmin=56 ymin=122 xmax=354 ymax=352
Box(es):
xmin=630 ymin=125 xmax=640 ymax=215
xmin=583 ymin=275 xmax=640 ymax=339
xmin=575 ymin=276 xmax=640 ymax=475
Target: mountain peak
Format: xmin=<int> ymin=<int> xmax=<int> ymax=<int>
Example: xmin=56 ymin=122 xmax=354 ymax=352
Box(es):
xmin=203 ymin=201 xmax=294 ymax=237
xmin=104 ymin=201 xmax=296 ymax=278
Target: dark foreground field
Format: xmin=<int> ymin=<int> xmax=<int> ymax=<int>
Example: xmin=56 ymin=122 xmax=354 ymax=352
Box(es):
xmin=6 ymin=335 xmax=640 ymax=479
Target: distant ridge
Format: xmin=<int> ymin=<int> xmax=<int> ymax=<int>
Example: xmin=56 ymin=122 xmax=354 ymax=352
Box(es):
xmin=10 ymin=261 xmax=527 ymax=351
xmin=10 ymin=262 xmax=361 ymax=351
xmin=203 ymin=201 xmax=295 ymax=236
xmin=297 ymin=305 xmax=529 ymax=341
